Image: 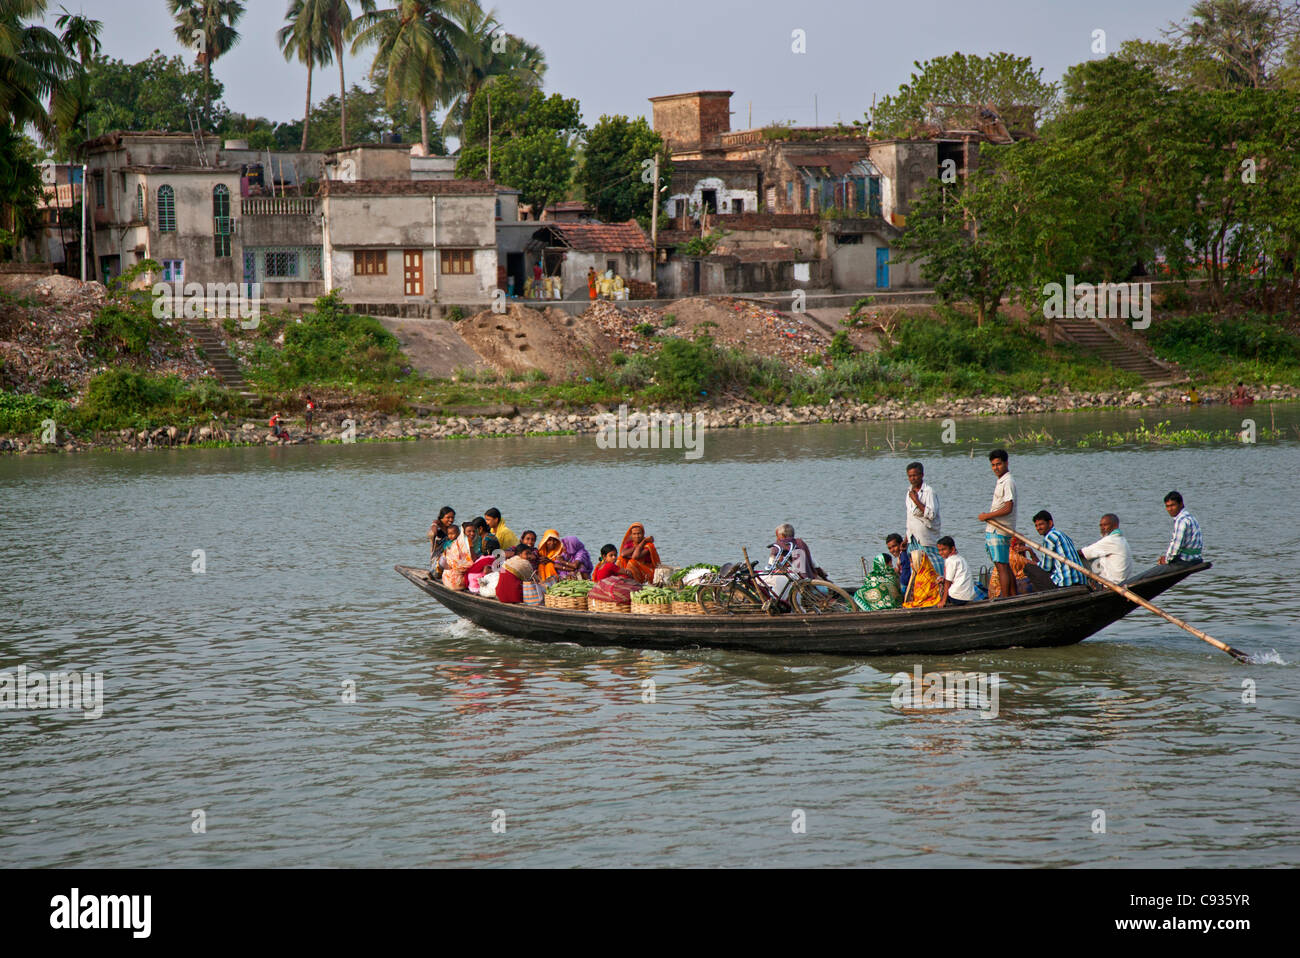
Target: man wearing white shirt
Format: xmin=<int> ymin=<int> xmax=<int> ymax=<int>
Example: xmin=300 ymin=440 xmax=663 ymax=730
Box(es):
xmin=1080 ymin=513 xmax=1135 ymax=584
xmin=935 ymin=536 xmax=976 ymax=606
xmin=904 ymin=461 xmax=944 ymax=587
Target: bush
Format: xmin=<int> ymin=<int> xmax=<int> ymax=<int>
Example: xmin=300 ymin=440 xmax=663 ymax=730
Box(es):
xmin=652 ymin=337 xmax=714 ymax=400
xmin=445 ymin=305 xmax=466 ymax=322
xmin=0 ymin=391 xmax=70 ymax=435
xmin=828 ymin=330 xmax=856 ymax=362
xmin=1150 ymin=314 xmax=1300 ymax=365
xmin=632 ymin=322 xmax=657 ymax=338
xmin=247 ymin=290 xmax=406 ymax=388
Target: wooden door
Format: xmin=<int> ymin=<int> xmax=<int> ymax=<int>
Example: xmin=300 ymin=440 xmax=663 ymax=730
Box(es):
xmin=403 ymin=250 xmax=423 ymax=296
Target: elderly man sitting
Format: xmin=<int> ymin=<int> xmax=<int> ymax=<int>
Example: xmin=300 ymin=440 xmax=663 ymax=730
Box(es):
xmin=1080 ymin=513 xmax=1135 ymax=584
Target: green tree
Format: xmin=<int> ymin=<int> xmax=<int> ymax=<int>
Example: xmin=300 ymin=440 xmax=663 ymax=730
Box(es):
xmin=349 ymin=0 xmax=457 ymax=154
xmin=1170 ymin=0 xmax=1293 ymax=88
xmin=0 ymin=0 xmax=77 ymax=137
xmin=278 ymin=0 xmax=333 ymax=151
xmin=439 ymin=4 xmax=545 ymax=141
xmin=167 ymin=0 xmax=245 ymax=116
xmin=578 ymin=115 xmax=669 ymax=223
xmin=299 ymin=80 xmax=430 ymax=150
xmin=872 ymin=51 xmax=1058 ymax=137
xmin=456 ymin=74 xmax=582 ymax=211
xmin=0 ymin=125 xmax=43 ymax=259
xmin=48 ymin=6 xmax=102 ymax=159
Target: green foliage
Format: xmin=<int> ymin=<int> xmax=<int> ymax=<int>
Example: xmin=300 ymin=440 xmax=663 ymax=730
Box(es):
xmin=0 ymin=391 xmax=70 ymax=434
xmin=680 ymin=230 xmax=727 ymax=257
xmin=578 ymin=115 xmax=669 ymax=222
xmin=632 ymin=321 xmax=656 ymax=338
xmin=828 ymin=330 xmax=856 ymax=362
xmin=0 ymin=126 xmax=43 ymax=257
xmin=445 ymin=305 xmax=465 ymax=322
xmin=457 ymin=75 xmax=583 ymax=212
xmin=82 ymin=261 xmax=173 ymax=360
xmin=1151 ymin=314 xmax=1300 ymax=365
xmin=56 ymin=52 xmax=227 ymax=157
xmin=245 ymin=290 xmax=406 ymax=388
xmin=872 ymin=51 xmax=1058 ymax=137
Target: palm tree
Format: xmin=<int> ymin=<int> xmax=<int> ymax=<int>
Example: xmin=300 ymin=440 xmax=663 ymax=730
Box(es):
xmin=438 ymin=5 xmax=544 ymax=141
xmin=167 ymin=0 xmax=246 ymax=117
xmin=350 ymin=0 xmax=467 ymax=154
xmin=301 ymin=0 xmax=376 ymax=149
xmin=49 ymin=6 xmax=101 ymax=157
xmin=0 ymin=0 xmax=76 ymax=136
xmin=278 ymin=0 xmax=333 ymax=150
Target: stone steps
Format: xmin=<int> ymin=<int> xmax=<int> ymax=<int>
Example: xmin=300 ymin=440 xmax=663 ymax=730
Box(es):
xmin=183 ymin=319 xmax=247 ymax=389
xmin=1055 ymin=319 xmax=1176 ymax=381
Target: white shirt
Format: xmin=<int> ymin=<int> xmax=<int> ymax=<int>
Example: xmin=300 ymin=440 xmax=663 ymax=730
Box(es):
xmin=986 ymin=472 xmax=1017 ymax=534
xmin=905 ymin=482 xmax=941 ymax=547
xmin=1081 ymin=529 xmax=1134 ymax=583
xmin=943 ymin=553 xmax=976 ymax=601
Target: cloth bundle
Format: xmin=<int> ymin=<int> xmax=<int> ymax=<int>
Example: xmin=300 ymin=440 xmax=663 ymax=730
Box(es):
xmin=853 ymin=554 xmax=903 ymax=611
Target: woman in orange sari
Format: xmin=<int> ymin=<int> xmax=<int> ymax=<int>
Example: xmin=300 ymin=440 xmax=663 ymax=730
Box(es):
xmin=617 ymin=523 xmax=661 ymax=583
xmin=902 ymin=551 xmax=944 ymax=608
xmin=536 ymin=529 xmax=564 ymax=583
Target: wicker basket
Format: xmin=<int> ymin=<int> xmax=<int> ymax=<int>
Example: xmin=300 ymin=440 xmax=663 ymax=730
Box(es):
xmin=631 ymin=601 xmax=672 ymax=615
xmin=670 ymin=600 xmax=707 ymax=616
xmin=589 ymin=598 xmax=631 ymax=614
xmin=544 ymin=593 xmax=588 ymax=611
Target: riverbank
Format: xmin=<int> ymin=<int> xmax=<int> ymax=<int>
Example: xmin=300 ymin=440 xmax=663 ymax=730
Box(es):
xmin=5 ymin=383 xmax=1295 ymax=454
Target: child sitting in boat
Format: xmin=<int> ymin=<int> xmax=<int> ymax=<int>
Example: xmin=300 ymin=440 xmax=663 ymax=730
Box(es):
xmin=593 ymin=545 xmax=627 ymax=582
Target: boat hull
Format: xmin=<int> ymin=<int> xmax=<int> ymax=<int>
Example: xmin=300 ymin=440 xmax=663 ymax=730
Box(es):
xmin=395 ymin=563 xmax=1210 ymax=656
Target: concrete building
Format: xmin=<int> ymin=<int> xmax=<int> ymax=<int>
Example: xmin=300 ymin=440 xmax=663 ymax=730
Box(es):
xmin=524 ymin=221 xmax=654 ymax=300
xmin=650 ymin=90 xmax=1025 ymax=291
xmin=321 ymin=179 xmax=498 ymax=305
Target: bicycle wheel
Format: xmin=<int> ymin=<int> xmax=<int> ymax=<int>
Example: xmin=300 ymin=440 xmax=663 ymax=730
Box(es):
xmin=790 ymin=579 xmax=857 ymax=614
xmin=698 ymin=580 xmax=764 ymax=615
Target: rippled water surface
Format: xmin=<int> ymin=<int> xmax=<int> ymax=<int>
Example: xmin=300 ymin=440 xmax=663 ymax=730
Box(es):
xmin=2 ymin=403 xmax=1298 ymax=867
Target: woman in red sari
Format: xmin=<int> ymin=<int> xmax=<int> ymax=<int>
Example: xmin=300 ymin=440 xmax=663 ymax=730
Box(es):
xmin=617 ymin=523 xmax=661 ymax=583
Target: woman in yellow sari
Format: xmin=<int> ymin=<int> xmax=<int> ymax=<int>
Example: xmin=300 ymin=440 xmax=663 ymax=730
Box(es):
xmin=441 ymin=524 xmax=479 ymax=590
xmin=617 ymin=523 xmax=661 ymax=583
xmin=902 ymin=550 xmax=944 ymax=608
xmin=536 ymin=529 xmax=563 ymax=583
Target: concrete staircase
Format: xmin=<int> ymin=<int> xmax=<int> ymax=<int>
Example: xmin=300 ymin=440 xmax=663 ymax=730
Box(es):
xmin=1054 ymin=318 xmax=1180 ymax=383
xmin=183 ymin=319 xmax=262 ymax=409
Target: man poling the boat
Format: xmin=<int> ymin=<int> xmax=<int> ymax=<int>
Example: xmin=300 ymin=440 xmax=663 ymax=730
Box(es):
xmin=985 ymin=517 xmax=1248 ymax=663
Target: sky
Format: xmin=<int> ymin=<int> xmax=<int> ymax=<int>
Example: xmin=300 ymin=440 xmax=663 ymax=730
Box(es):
xmin=47 ymin=0 xmax=1197 ymax=135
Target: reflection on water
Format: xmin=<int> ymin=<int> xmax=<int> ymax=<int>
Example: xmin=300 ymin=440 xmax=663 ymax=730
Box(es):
xmin=1 ymin=405 xmax=1298 ymax=866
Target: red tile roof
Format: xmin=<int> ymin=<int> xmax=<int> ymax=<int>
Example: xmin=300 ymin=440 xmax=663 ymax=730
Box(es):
xmin=322 ymin=178 xmax=496 ymax=196
xmin=539 ymin=221 xmax=653 ymax=253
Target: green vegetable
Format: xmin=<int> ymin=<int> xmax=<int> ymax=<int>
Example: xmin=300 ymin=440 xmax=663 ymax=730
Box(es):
xmin=547 ymin=579 xmax=595 ymax=597
xmin=631 ymin=586 xmax=676 ymax=604
xmin=673 ymin=584 xmax=700 ymax=601
xmin=669 ymin=564 xmax=719 ymax=584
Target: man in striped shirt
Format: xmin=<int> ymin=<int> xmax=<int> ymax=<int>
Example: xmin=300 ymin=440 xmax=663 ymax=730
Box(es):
xmin=1157 ymin=491 xmax=1204 ymax=566
xmin=1027 ymin=510 xmax=1087 ymax=588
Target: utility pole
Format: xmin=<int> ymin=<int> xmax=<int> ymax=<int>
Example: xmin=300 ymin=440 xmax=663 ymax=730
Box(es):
xmin=486 ymin=91 xmax=493 ymax=180
xmin=650 ymin=154 xmax=659 ymax=256
xmin=80 ymin=163 xmax=87 ymax=281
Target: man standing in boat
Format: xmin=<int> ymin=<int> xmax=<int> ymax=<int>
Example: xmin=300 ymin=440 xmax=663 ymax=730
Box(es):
xmin=1157 ymin=491 xmax=1203 ymax=567
xmin=904 ymin=462 xmax=943 ymax=586
xmin=978 ymin=449 xmax=1018 ymax=598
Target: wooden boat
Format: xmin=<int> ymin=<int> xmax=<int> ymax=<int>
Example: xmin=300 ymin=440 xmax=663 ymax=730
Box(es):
xmin=394 ymin=561 xmax=1212 ymax=656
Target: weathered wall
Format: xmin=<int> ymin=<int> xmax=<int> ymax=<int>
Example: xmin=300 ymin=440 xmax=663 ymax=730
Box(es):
xmin=143 ymin=171 xmax=241 ymax=286
xmin=326 ymin=195 xmax=436 ymax=248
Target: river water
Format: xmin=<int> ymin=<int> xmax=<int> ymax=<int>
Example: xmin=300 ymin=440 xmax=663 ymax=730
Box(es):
xmin=2 ymin=402 xmax=1298 ymax=867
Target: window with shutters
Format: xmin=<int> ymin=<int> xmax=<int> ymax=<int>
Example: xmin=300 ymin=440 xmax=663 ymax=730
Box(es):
xmin=439 ymin=249 xmax=473 ymax=275
xmin=135 ymin=184 xmax=145 ymax=221
xmin=354 ymin=250 xmax=388 ymax=275
xmin=212 ymin=185 xmax=232 ymax=257
xmin=157 ymin=185 xmax=175 ymax=232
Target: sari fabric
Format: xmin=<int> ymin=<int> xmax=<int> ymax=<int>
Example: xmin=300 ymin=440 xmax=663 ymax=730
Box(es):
xmin=988 ymin=537 xmax=1031 ymax=599
xmin=617 ymin=523 xmax=661 ymax=583
xmin=902 ymin=551 xmax=944 ymax=608
xmin=560 ymin=536 xmax=593 ymax=578
xmin=442 ymin=533 xmax=476 ymax=590
xmin=854 ymin=553 xmax=903 ymax=611
xmin=536 ymin=529 xmax=563 ymax=582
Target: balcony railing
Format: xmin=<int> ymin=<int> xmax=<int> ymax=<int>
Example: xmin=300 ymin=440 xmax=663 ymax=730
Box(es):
xmin=241 ymin=197 xmax=318 ymax=216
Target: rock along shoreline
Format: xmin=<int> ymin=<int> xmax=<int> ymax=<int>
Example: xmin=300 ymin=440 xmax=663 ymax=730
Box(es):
xmin=4 ymin=384 xmax=1295 ymax=455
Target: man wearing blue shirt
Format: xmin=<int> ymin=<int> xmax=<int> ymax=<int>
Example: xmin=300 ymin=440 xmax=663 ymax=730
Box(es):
xmin=1027 ymin=510 xmax=1087 ymax=588
xmin=1158 ymin=491 xmax=1204 ymax=566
